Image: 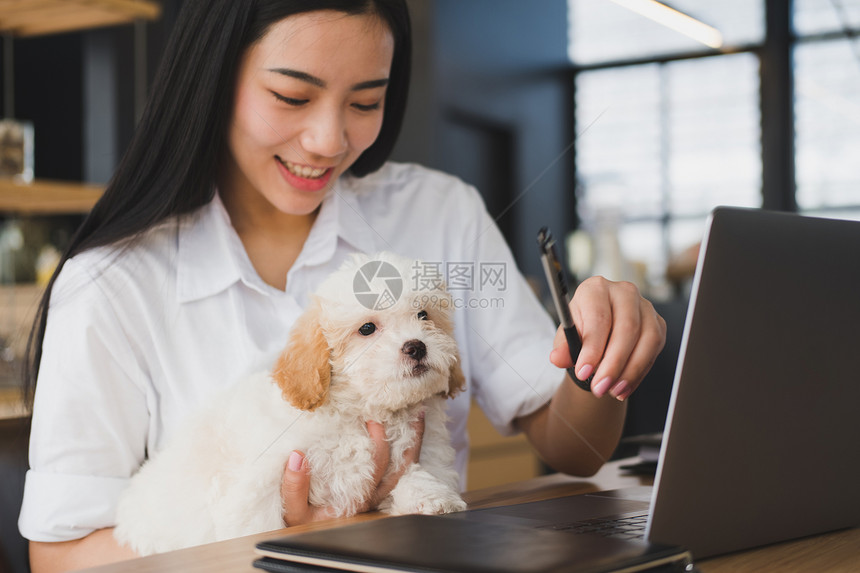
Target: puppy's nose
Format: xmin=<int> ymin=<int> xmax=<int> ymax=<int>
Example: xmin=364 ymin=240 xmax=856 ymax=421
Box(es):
xmin=401 ymin=339 xmax=426 ymax=361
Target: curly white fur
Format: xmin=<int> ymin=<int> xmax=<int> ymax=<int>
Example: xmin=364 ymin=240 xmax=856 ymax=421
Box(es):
xmin=114 ymin=253 xmax=467 ymax=556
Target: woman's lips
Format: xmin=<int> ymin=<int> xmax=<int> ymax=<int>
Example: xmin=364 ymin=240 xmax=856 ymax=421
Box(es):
xmin=275 ymin=156 xmax=334 ymax=192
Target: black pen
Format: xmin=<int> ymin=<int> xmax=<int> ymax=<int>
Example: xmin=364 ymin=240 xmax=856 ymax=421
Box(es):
xmin=537 ymin=227 xmax=594 ymax=392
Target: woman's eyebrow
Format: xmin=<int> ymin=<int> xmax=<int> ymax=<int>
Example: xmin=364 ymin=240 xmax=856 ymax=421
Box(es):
xmin=268 ymin=68 xmax=324 ymax=87
xmin=267 ymin=68 xmax=389 ymax=91
xmin=351 ymin=78 xmax=389 ymax=91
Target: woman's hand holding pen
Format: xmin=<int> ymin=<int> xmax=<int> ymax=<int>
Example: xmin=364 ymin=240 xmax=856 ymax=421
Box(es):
xmin=550 ymin=276 xmax=666 ymax=401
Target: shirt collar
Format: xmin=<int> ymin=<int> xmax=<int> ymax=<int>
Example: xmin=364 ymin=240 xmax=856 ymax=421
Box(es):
xmin=176 ymin=193 xmax=244 ymax=303
xmin=176 ymin=178 xmax=378 ymax=304
xmin=318 ymin=176 xmax=378 ymax=256
xmin=285 ymin=176 xmax=380 ymax=275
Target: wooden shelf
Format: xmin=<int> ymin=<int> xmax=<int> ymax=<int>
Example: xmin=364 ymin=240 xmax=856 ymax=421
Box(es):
xmin=0 ymin=0 xmax=161 ymax=37
xmin=0 ymin=387 xmax=27 ymax=419
xmin=0 ymin=178 xmax=103 ymax=214
xmin=0 ymin=282 xmax=42 ymax=377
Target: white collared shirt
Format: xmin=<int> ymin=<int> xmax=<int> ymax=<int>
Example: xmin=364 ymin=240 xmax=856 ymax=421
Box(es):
xmin=19 ymin=162 xmax=563 ymax=542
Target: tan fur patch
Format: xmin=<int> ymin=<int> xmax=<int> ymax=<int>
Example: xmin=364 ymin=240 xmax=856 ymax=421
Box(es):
xmin=446 ymin=358 xmax=466 ymax=398
xmin=272 ymin=301 xmax=332 ymax=410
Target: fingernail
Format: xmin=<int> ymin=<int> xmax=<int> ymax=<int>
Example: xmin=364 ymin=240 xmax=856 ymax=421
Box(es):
xmin=577 ymin=364 xmax=594 ymax=381
xmin=592 ymin=377 xmax=613 ymax=397
xmin=611 ymin=380 xmax=629 ymax=401
xmin=288 ymin=451 xmax=303 ymax=472
xmin=617 ymin=386 xmax=635 ymax=402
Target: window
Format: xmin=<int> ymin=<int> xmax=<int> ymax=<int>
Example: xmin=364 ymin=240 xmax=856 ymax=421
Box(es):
xmin=794 ymin=0 xmax=860 ymax=220
xmin=569 ymin=0 xmax=860 ymax=298
xmin=794 ymin=0 xmax=860 ymax=36
xmin=575 ymin=53 xmax=760 ymax=293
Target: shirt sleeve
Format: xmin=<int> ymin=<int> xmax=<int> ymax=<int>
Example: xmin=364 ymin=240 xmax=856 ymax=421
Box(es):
xmin=19 ymin=257 xmax=150 ymax=542
xmin=451 ymin=183 xmax=566 ymax=436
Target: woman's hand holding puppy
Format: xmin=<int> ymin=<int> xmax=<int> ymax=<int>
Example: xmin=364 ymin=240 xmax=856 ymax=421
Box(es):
xmin=280 ymin=419 xmax=425 ymax=526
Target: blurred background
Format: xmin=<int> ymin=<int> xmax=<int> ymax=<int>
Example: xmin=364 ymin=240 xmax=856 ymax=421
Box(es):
xmin=1 ymin=0 xmax=859 ymax=473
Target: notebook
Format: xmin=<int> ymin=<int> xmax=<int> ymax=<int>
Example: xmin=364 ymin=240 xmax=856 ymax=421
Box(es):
xmin=255 ymin=515 xmax=691 ymax=573
xmin=255 ymin=206 xmax=860 ymax=571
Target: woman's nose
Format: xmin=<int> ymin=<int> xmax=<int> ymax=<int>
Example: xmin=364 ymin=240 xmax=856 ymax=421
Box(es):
xmin=299 ymin=106 xmax=348 ymax=159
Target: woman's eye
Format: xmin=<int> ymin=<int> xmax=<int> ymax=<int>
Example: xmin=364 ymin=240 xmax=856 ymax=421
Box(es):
xmin=358 ymin=322 xmax=377 ymax=336
xmin=352 ymin=101 xmax=381 ymax=112
xmin=417 ymin=310 xmax=428 ymax=321
xmin=271 ymin=91 xmax=308 ymax=107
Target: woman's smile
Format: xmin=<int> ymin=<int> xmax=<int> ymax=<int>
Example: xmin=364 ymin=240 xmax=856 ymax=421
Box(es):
xmin=275 ymin=156 xmax=335 ymax=192
xmin=278 ymin=158 xmax=330 ymax=180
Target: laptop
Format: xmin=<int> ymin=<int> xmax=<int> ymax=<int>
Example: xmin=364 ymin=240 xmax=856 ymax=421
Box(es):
xmin=254 ymin=207 xmax=860 ymax=571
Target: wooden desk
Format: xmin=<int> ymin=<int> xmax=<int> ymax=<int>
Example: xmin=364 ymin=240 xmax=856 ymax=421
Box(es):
xmin=81 ymin=459 xmax=859 ymax=573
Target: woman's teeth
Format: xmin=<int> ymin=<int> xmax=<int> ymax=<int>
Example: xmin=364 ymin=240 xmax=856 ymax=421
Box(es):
xmin=281 ymin=159 xmax=328 ymax=179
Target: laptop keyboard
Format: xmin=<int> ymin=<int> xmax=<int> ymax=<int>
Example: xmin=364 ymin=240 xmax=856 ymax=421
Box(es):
xmin=539 ymin=514 xmax=648 ymax=540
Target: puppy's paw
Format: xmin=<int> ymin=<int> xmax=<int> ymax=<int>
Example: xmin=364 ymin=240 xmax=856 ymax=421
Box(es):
xmin=412 ymin=490 xmax=467 ymax=515
xmin=386 ymin=465 xmax=466 ymax=515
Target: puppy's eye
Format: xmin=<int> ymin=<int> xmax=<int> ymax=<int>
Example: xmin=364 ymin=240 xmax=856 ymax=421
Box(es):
xmin=417 ymin=310 xmax=428 ymax=321
xmin=358 ymin=322 xmax=377 ymax=336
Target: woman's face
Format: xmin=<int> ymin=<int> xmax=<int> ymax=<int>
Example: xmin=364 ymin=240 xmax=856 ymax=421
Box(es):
xmin=222 ymin=10 xmax=394 ymax=217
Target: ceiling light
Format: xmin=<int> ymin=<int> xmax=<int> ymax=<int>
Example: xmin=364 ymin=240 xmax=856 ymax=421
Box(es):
xmin=608 ymin=0 xmax=724 ymax=49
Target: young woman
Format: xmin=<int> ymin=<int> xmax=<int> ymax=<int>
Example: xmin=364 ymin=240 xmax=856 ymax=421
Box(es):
xmin=20 ymin=1 xmax=665 ymax=570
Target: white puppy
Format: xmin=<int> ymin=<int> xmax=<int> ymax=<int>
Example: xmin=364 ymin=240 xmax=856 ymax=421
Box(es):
xmin=114 ymin=253 xmax=467 ymax=555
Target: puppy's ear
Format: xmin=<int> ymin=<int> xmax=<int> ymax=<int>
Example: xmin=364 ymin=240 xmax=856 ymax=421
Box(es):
xmin=273 ymin=300 xmax=331 ymax=411
xmin=444 ymin=356 xmax=466 ymax=399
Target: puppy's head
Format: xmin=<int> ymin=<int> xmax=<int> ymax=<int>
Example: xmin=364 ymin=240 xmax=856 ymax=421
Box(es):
xmin=273 ymin=253 xmax=465 ymax=413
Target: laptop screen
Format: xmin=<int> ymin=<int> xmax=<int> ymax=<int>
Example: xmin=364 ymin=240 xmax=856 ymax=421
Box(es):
xmin=648 ymin=207 xmax=860 ymax=558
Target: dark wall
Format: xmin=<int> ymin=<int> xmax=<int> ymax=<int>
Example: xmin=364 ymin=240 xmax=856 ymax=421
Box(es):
xmin=0 ymin=1 xmax=181 ymax=185
xmin=390 ymin=0 xmax=436 ymax=167
xmin=393 ymin=0 xmax=573 ymax=279
xmin=2 ymin=33 xmax=84 ymax=181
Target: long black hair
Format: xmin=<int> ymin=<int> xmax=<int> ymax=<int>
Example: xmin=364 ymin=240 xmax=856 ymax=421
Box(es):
xmin=23 ymin=0 xmax=411 ymax=404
